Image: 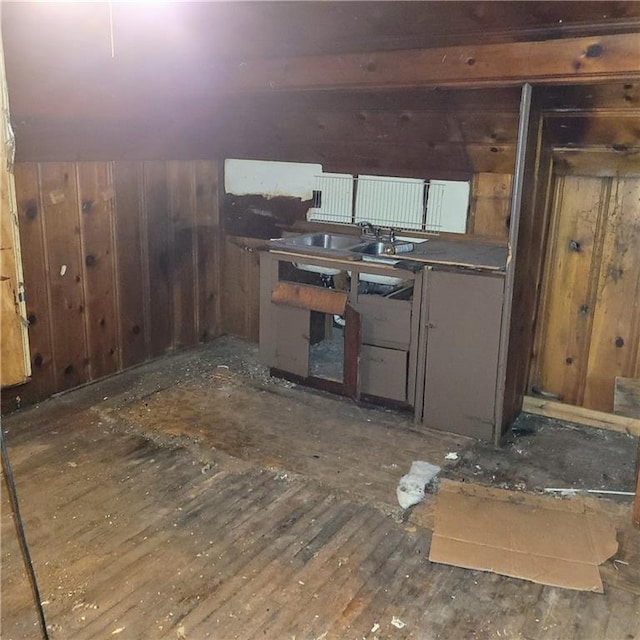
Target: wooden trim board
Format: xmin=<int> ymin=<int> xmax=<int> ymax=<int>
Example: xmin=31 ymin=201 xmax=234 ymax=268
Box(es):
xmin=271 ymin=282 xmax=347 ymax=316
xmin=523 ymin=395 xmax=640 ymax=437
xmin=228 ymin=33 xmax=640 ymax=92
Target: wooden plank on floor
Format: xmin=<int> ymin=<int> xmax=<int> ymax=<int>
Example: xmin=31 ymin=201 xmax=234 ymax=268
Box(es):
xmin=302 ymin=526 xmax=409 ymax=639
xmin=523 ymin=395 xmax=640 ymax=437
xmin=72 ymin=471 xmax=282 ymax=640
xmin=239 ymin=507 xmax=384 ymax=640
xmin=164 ymin=490 xmax=337 ymax=638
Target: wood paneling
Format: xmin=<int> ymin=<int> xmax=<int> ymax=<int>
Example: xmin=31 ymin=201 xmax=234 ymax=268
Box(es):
xmin=584 ymin=177 xmax=640 ymax=410
xmin=2 ymin=160 xmax=221 ymax=411
xmin=168 ymin=161 xmax=198 ymax=348
xmin=12 ymin=165 xmax=55 ymax=402
xmin=531 ymin=175 xmax=640 ymax=413
xmin=532 ymin=176 xmax=606 ymax=406
xmin=222 ymin=236 xmax=262 ymax=342
xmin=39 ymin=162 xmax=89 ymax=391
xmin=470 ymin=173 xmax=513 ymax=240
xmin=195 ymin=161 xmax=222 ymax=342
xmin=77 ymin=162 xmax=119 ymax=379
xmin=143 ymin=161 xmax=173 ymax=357
xmin=554 ymin=148 xmax=640 ymax=177
xmin=545 ymin=112 xmax=640 ymax=147
xmin=113 ymin=162 xmax=148 ymax=368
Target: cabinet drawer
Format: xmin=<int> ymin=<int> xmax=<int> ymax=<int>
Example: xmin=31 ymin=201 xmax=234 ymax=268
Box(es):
xmin=360 ymin=345 xmax=407 ymax=402
xmin=357 ymin=296 xmax=411 ymax=350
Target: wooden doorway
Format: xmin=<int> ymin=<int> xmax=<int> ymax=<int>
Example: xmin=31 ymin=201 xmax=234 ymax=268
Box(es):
xmin=530 ymin=174 xmax=640 ymax=413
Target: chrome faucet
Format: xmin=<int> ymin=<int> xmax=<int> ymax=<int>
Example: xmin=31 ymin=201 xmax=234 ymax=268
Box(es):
xmin=358 ymin=221 xmax=381 ymax=238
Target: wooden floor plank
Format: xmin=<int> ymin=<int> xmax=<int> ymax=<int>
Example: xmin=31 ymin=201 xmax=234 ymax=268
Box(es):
xmin=603 ymin=590 xmax=640 ymax=640
xmin=303 ymin=526 xmax=411 ymax=639
xmin=69 ymin=470 xmax=281 ymax=639
xmin=242 ymin=508 xmax=387 ymax=640
xmin=3 ymin=338 xmax=639 ymax=640
xmin=340 ymin=530 xmax=428 ymax=639
xmin=170 ymin=493 xmax=339 ymax=638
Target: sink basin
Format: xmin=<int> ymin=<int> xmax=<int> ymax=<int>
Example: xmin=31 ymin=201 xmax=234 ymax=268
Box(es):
xmin=276 ymin=232 xmax=360 ymax=251
xmin=350 ymin=240 xmax=415 ymax=256
xmin=273 ymin=232 xmax=363 ymax=277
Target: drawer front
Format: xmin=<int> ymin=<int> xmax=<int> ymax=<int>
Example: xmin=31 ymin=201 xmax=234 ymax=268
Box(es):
xmin=357 ymin=296 xmax=411 ymax=350
xmin=360 ymin=345 xmax=407 ymax=402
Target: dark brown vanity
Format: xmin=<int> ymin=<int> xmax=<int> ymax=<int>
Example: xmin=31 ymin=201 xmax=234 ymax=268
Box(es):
xmin=259 ymin=233 xmax=507 ymax=440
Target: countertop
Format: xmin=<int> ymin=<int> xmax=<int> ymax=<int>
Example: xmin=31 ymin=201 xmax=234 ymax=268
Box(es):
xmin=400 ymin=238 xmax=508 ymax=271
xmin=267 ymin=235 xmax=508 ymax=273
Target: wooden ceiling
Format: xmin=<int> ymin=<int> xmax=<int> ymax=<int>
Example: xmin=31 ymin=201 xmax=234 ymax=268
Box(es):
xmin=2 ymin=2 xmax=639 ymax=170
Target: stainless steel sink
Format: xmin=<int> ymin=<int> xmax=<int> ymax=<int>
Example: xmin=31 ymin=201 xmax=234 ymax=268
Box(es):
xmin=350 ymin=241 xmax=414 ymax=256
xmin=276 ymin=232 xmax=361 ymax=251
xmin=270 ymin=232 xmax=418 ymax=280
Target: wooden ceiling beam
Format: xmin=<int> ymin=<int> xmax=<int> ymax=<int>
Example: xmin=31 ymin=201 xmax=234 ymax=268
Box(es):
xmin=227 ymin=33 xmax=640 ymax=92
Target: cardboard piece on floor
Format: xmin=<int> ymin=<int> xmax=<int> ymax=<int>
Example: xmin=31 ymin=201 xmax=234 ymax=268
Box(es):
xmin=429 ymin=480 xmax=618 ymax=593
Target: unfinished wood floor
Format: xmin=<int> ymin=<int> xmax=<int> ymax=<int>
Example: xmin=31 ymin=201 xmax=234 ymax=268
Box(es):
xmin=2 ymin=339 xmax=640 ymax=640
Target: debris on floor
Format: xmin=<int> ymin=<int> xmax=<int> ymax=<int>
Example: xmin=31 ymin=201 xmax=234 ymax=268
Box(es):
xmin=429 ymin=480 xmax=619 ymax=593
xmin=390 ymin=616 xmax=407 ymax=629
xmin=396 ymin=460 xmax=441 ymax=509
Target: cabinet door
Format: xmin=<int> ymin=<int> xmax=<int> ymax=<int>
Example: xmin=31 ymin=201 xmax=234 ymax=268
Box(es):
xmin=272 ymin=304 xmax=310 ymax=378
xmin=423 ymin=270 xmax=504 ymax=440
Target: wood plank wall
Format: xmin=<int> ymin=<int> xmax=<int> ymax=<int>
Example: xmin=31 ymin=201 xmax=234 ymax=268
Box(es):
xmin=221 ymin=236 xmax=263 ymax=343
xmin=2 ymin=160 xmax=221 ymax=411
xmin=530 ymin=174 xmax=640 ymax=413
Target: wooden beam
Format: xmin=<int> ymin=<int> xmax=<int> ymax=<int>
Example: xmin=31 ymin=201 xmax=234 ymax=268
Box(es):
xmin=523 ymin=395 xmax=640 ymax=437
xmin=553 ymin=148 xmax=640 ymax=177
xmin=228 ymin=33 xmax=640 ymax=92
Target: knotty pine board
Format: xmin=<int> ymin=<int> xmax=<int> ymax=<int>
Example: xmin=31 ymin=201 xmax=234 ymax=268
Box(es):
xmin=77 ymin=162 xmax=120 ymax=379
xmin=113 ymin=161 xmax=149 ymax=368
